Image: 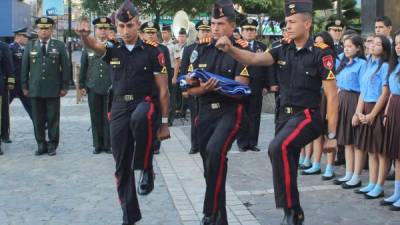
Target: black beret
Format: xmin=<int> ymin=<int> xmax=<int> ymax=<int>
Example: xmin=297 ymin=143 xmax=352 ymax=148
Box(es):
xmin=212 ymin=0 xmax=236 ymax=20
xmin=285 ymin=0 xmax=313 ymax=17
xmin=195 ymin=19 xmax=211 ymax=31
xmin=141 ymin=21 xmax=160 ymax=33
xmin=35 ymin=17 xmax=55 ymax=28
xmin=92 ymin=17 xmax=112 ymax=28
xmin=116 ymin=0 xmax=139 ymax=23
xmin=240 ymin=18 xmax=258 ymax=29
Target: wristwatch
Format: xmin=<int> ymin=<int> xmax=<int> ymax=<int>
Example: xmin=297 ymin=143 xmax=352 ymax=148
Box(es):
xmin=327 ymin=132 xmax=336 ymax=140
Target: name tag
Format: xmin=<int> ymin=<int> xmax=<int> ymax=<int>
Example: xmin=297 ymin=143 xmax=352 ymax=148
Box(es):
xmin=199 ymin=64 xmax=207 ymax=68
xmin=110 ymin=58 xmax=121 ymax=65
xmin=88 ymin=52 xmax=95 ymax=57
xmin=30 ymin=51 xmax=38 ymax=56
xmin=277 ymin=60 xmax=286 ymax=65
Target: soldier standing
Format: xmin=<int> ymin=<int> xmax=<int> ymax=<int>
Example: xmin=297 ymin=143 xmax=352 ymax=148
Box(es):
xmin=0 ymin=41 xmax=15 ymax=155
xmin=216 ymin=1 xmax=339 ymax=224
xmin=21 ymin=17 xmax=70 ymax=156
xmin=1 ymin=28 xmax=31 ymax=144
xmin=79 ymin=17 xmax=112 ymax=154
xmin=76 ymin=1 xmax=170 ymax=224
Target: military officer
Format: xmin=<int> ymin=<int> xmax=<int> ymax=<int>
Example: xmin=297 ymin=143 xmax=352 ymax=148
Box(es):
xmin=21 ymin=17 xmax=70 ymax=156
xmin=0 ymin=41 xmax=15 ymax=155
xmin=140 ymin=21 xmax=173 ymax=155
xmin=236 ymin=18 xmax=271 ymax=152
xmin=325 ymin=16 xmax=345 ymax=55
xmin=184 ymin=1 xmax=250 ymax=224
xmin=216 ymin=1 xmax=339 ymax=224
xmin=76 ymin=1 xmax=170 ymax=224
xmin=180 ymin=19 xmax=212 ymax=154
xmin=1 ymin=28 xmax=31 ymax=143
xmin=79 ymin=17 xmax=112 ymax=154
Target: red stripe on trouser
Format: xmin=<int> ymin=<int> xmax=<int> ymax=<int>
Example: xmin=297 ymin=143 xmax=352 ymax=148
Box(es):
xmin=212 ymin=104 xmax=243 ymax=214
xmin=143 ymin=96 xmax=155 ymax=170
xmin=281 ymin=109 xmax=312 ymax=208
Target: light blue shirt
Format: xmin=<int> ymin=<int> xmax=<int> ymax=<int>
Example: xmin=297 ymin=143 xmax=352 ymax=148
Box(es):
xmin=388 ymin=60 xmax=400 ymax=96
xmin=335 ymin=57 xmax=366 ymax=92
xmin=360 ymin=57 xmax=389 ymax=102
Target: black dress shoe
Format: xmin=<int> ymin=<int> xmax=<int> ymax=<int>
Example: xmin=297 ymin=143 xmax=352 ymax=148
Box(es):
xmin=365 ymin=191 xmax=384 ymax=199
xmin=93 ymin=149 xmax=101 ymax=154
xmin=281 ymin=208 xmax=304 ymax=225
xmin=322 ymin=173 xmax=335 ymax=181
xmin=35 ymin=148 xmax=47 ymax=156
xmin=354 ymin=189 xmax=368 ymax=194
xmin=299 ymin=164 xmax=312 ymax=170
xmin=48 ymin=148 xmax=57 ymax=156
xmin=189 ymin=147 xmax=199 ymax=154
xmin=389 ymin=204 xmax=400 ymax=211
xmin=380 ymin=199 xmax=395 ymax=206
xmin=333 ymin=178 xmax=348 ymax=185
xmin=138 ymin=169 xmax=155 ymax=195
xmin=341 ymin=181 xmax=361 ymax=189
xmin=0 ymin=148 xmax=3 ymax=155
xmin=154 ymin=148 xmax=160 ymax=154
xmin=104 ymin=148 xmax=112 ymax=154
xmin=2 ymin=137 xmax=12 ymax=143
xmin=301 ymin=169 xmax=321 ymax=175
xmin=200 ymin=216 xmax=214 ymax=225
xmin=238 ymin=147 xmax=248 ymax=152
xmin=249 ymin=146 xmax=261 ymax=152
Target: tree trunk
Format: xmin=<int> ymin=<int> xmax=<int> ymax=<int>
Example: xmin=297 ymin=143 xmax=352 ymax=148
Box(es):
xmin=337 ymin=0 xmax=342 ymax=18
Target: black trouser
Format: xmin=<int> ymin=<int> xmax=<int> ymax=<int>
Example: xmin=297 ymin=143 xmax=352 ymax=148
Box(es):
xmin=237 ymin=95 xmax=263 ymax=148
xmin=110 ymin=96 xmax=158 ymax=225
xmin=31 ymin=97 xmax=60 ymax=150
xmin=1 ymin=86 xmax=32 ymax=139
xmin=197 ymin=101 xmax=244 ymax=224
xmin=268 ymin=108 xmax=322 ymax=210
xmin=168 ymin=84 xmax=178 ymax=124
xmin=188 ymin=96 xmax=199 ymax=150
xmin=88 ymin=90 xmax=110 ymax=151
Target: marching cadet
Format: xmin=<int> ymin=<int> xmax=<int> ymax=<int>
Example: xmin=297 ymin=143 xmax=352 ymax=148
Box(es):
xmin=180 ymin=19 xmax=212 ymax=154
xmin=2 ymin=28 xmax=31 ymax=144
xmin=79 ymin=17 xmax=112 ymax=154
xmin=21 ymin=17 xmax=70 ymax=156
xmin=76 ymin=0 xmax=170 ymax=224
xmin=216 ymin=0 xmax=339 ymax=224
xmin=0 ymin=41 xmax=15 ymax=155
xmin=236 ymin=18 xmax=270 ymax=152
xmin=140 ymin=21 xmax=173 ymax=154
xmin=184 ymin=0 xmax=250 ymax=223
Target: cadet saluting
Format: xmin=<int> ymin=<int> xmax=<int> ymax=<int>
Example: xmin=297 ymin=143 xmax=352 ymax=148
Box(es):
xmin=216 ymin=1 xmax=339 ymax=224
xmin=79 ymin=17 xmax=112 ymax=154
xmin=21 ymin=17 xmax=70 ymax=156
xmin=76 ymin=1 xmax=170 ymax=224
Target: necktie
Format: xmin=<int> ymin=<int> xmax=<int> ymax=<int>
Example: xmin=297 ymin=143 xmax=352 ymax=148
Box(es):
xmin=41 ymin=41 xmax=47 ymax=55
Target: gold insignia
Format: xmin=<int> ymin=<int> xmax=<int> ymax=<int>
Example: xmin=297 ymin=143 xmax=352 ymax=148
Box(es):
xmin=88 ymin=52 xmax=95 ymax=57
xmin=240 ymin=67 xmax=249 ymax=77
xmin=188 ymin=64 xmax=194 ymax=72
xmin=8 ymin=78 xmax=15 ymax=84
xmin=100 ymin=18 xmax=106 ymax=23
xmin=199 ymin=64 xmax=207 ymax=68
xmin=326 ymin=71 xmax=335 ymax=80
xmin=203 ymin=19 xmax=208 ymax=25
xmin=277 ymin=60 xmax=286 ymax=65
xmin=41 ymin=18 xmax=48 ymax=23
xmin=110 ymin=58 xmax=121 ymax=65
xmin=291 ymin=9 xmax=296 ymax=14
xmin=247 ymin=18 xmax=253 ymax=24
xmin=289 ymin=4 xmax=295 ymax=9
xmin=127 ymin=10 xmax=132 ymax=19
xmin=219 ymin=7 xmax=224 ymax=17
xmin=161 ymin=66 xmax=167 ymax=74
xmin=148 ymin=21 xmax=154 ymax=27
xmin=335 ymin=20 xmax=341 ymax=26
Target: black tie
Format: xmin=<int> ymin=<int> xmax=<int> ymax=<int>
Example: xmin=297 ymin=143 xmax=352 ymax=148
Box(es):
xmin=41 ymin=41 xmax=47 ymax=55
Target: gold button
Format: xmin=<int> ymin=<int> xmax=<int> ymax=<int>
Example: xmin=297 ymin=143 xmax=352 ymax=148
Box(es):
xmin=100 ymin=75 xmax=103 ymax=78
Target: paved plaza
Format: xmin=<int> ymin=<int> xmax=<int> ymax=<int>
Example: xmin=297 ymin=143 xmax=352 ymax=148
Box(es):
xmin=0 ymin=93 xmax=399 ymax=225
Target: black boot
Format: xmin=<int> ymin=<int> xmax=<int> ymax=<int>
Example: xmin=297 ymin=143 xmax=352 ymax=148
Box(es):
xmin=138 ymin=169 xmax=155 ymax=195
xmin=35 ymin=143 xmax=47 ymax=156
xmin=0 ymin=146 xmax=3 ymax=155
xmin=1 ymin=135 xmax=12 ymax=143
xmin=281 ymin=208 xmax=305 ymax=225
xmin=200 ymin=216 xmax=215 ymax=225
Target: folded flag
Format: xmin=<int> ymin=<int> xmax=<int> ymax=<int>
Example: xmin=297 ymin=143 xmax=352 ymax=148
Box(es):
xmin=177 ymin=69 xmax=251 ymax=97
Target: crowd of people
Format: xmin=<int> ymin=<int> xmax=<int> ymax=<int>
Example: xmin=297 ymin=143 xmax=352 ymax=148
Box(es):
xmin=1 ymin=0 xmax=400 ymax=225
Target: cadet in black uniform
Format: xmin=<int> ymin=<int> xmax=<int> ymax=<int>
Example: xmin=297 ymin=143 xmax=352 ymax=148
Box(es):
xmin=76 ymin=1 xmax=170 ymax=224
xmin=140 ymin=21 xmax=173 ymax=155
xmin=0 ymin=41 xmax=15 ymax=155
xmin=236 ymin=18 xmax=270 ymax=152
xmin=216 ymin=1 xmax=339 ymax=224
xmin=180 ymin=19 xmax=212 ymax=154
xmin=184 ymin=1 xmax=250 ymax=224
xmin=2 ymin=28 xmax=32 ymax=144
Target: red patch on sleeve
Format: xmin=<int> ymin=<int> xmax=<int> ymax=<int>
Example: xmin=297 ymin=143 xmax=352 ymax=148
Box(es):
xmin=322 ymin=55 xmax=334 ymax=70
xmin=158 ymin=53 xmax=165 ymax=66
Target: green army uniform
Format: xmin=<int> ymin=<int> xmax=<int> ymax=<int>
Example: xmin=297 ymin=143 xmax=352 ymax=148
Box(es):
xmin=79 ymin=17 xmax=112 ymax=154
xmin=21 ymin=17 xmax=70 ymax=156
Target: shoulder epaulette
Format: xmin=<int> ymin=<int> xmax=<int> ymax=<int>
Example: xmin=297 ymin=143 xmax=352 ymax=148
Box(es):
xmin=235 ymin=39 xmax=249 ymax=48
xmin=144 ymin=40 xmax=159 ymax=47
xmin=314 ymin=42 xmax=329 ymax=49
xmin=198 ymin=37 xmax=212 ymax=45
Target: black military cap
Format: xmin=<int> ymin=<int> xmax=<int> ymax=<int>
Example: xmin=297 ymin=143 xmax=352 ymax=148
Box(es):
xmin=179 ymin=28 xmax=187 ymax=35
xmin=212 ymin=0 xmax=236 ymax=20
xmin=240 ymin=18 xmax=258 ymax=30
xmin=13 ymin=27 xmax=29 ymax=36
xmin=285 ymin=0 xmax=313 ymax=17
xmin=325 ymin=16 xmax=345 ymax=31
xmin=195 ymin=19 xmax=211 ymax=31
xmin=161 ymin=24 xmax=171 ymax=32
xmin=35 ymin=17 xmax=55 ymax=28
xmin=141 ymin=21 xmax=160 ymax=33
xmin=92 ymin=17 xmax=112 ymax=28
xmin=116 ymin=0 xmax=139 ymax=22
